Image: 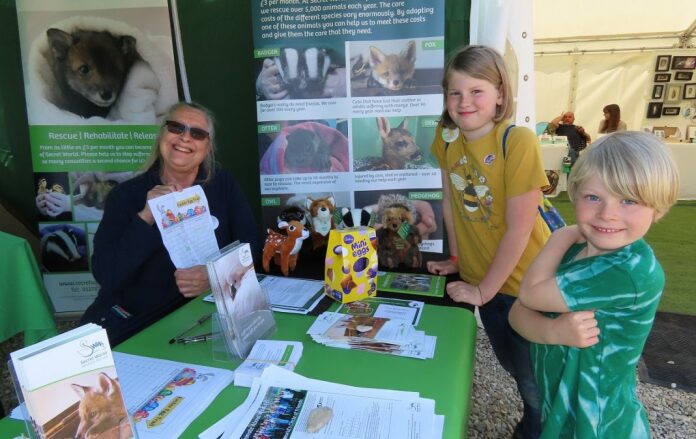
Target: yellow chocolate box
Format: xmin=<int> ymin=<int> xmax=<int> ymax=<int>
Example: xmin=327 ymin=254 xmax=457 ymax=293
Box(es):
xmin=324 ymin=227 xmax=378 ymax=303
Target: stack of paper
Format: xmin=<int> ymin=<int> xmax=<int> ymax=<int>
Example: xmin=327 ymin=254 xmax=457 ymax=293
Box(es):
xmin=200 ymin=365 xmax=444 ymax=439
xmin=257 ymin=274 xmax=326 ymax=314
xmin=307 ymin=311 xmax=436 ymax=359
xmin=234 ymin=340 xmax=303 ymax=387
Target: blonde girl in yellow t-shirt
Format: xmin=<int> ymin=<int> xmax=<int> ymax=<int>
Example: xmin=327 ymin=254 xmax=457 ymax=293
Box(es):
xmin=427 ymin=45 xmax=550 ymax=439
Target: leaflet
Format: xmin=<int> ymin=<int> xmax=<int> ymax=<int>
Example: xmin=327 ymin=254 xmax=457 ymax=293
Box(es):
xmin=147 ymin=185 xmax=219 ymax=268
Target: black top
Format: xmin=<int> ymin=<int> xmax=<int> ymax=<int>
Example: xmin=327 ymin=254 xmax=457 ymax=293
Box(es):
xmin=555 ymin=124 xmax=587 ymax=152
xmin=80 ymin=162 xmax=260 ymax=345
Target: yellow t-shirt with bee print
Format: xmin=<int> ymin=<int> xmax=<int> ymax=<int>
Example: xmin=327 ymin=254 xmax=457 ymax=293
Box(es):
xmin=431 ymin=120 xmax=551 ymax=296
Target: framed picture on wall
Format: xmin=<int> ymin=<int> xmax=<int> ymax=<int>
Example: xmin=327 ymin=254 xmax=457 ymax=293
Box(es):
xmin=647 ymin=102 xmax=663 ymax=118
xmin=665 ymin=84 xmax=682 ymax=103
xmin=655 ymin=55 xmax=671 ymax=72
xmin=671 ymin=56 xmax=696 ymax=70
xmin=684 ymin=83 xmax=696 ymax=100
xmin=675 ymin=71 xmax=693 ymax=81
xmin=654 ymin=73 xmax=671 ymax=82
xmin=651 ymin=84 xmax=664 ymax=99
xmin=662 ymin=107 xmax=680 ymax=116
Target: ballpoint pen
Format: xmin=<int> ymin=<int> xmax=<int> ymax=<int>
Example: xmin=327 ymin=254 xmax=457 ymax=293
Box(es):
xmin=177 ymin=332 xmax=213 ymax=344
xmin=168 ymin=314 xmax=212 ymax=344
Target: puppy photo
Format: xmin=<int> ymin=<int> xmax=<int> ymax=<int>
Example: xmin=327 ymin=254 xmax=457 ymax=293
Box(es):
xmin=353 ymin=116 xmax=437 ymax=171
xmin=46 ymin=28 xmax=141 ymax=118
xmin=21 ymin=13 xmax=178 ymax=124
xmin=349 ymin=38 xmax=444 ymax=97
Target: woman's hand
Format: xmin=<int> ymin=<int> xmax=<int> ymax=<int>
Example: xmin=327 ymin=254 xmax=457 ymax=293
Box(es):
xmin=138 ymin=184 xmax=182 ymax=225
xmin=175 ymin=265 xmax=210 ymax=298
xmin=426 ymin=259 xmax=458 ymax=276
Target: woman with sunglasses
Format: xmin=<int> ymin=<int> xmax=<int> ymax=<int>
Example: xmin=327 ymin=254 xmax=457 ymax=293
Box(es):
xmin=81 ymin=102 xmax=260 ymax=345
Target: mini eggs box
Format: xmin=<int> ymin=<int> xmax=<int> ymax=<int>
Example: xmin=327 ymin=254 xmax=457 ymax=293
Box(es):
xmin=324 ymin=227 xmax=378 ymax=303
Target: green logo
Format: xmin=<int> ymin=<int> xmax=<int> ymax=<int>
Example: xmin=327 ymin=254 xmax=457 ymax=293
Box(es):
xmin=421 ymin=40 xmax=444 ymax=50
xmin=261 ymin=197 xmax=281 ymax=206
xmin=258 ymin=124 xmax=280 ymax=134
xmin=409 ymin=191 xmax=442 ymax=200
xmin=254 ymin=48 xmax=280 ymax=58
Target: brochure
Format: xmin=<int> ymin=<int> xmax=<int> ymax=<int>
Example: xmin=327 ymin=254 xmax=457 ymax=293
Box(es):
xmin=234 ymin=340 xmax=303 ymax=387
xmin=257 ymin=274 xmax=326 ymax=314
xmin=201 ymin=365 xmax=443 ymax=439
xmin=336 ymin=297 xmax=425 ymax=326
xmin=377 ymin=271 xmax=446 ymax=298
xmin=206 ymin=241 xmax=276 ymax=359
xmin=148 ymin=184 xmax=219 ymax=268
xmin=9 ymin=324 xmax=135 ymax=439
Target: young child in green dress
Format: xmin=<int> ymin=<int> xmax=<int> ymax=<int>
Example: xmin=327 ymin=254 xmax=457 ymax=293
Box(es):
xmin=509 ymin=131 xmax=680 ymax=438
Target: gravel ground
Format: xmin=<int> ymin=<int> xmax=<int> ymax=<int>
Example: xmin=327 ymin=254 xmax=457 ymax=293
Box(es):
xmin=468 ymin=328 xmax=696 ymax=438
xmin=2 ymin=321 xmax=695 ymax=438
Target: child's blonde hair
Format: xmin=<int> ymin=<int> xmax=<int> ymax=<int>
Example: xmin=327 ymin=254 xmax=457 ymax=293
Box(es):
xmin=568 ymin=131 xmax=679 ymax=217
xmin=440 ymin=45 xmax=513 ymax=129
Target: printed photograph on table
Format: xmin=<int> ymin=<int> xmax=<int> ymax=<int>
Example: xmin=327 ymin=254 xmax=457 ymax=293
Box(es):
xmin=647 ymin=102 xmax=664 ymax=119
xmin=253 ymin=43 xmax=347 ymax=100
xmin=683 ymin=83 xmax=696 ymax=100
xmin=39 ymin=223 xmax=89 ymax=272
xmin=662 ymin=106 xmax=680 ymax=116
xmin=654 ymin=73 xmax=671 ymax=82
xmin=17 ymin=6 xmax=178 ymax=125
xmin=651 ymin=84 xmax=664 ymax=99
xmin=34 ymin=172 xmax=72 ymax=221
xmin=665 ymin=84 xmax=682 ymax=103
xmin=671 ymin=56 xmax=696 ymax=70
xmin=352 ymin=116 xmax=439 ymax=171
xmin=349 ymin=38 xmax=444 ymax=97
xmin=258 ymin=119 xmax=349 ymax=175
xmin=655 ymin=54 xmax=671 ymax=72
xmin=675 ymin=71 xmax=693 ymax=81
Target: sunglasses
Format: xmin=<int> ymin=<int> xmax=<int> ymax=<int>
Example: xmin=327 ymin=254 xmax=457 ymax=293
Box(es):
xmin=164 ymin=120 xmax=210 ymax=141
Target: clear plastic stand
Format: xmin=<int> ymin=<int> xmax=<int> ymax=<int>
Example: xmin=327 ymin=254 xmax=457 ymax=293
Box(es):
xmin=211 ymin=312 xmax=242 ymax=363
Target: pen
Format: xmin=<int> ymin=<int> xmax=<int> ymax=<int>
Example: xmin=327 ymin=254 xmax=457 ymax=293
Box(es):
xmin=177 ymin=333 xmax=213 ymax=344
xmin=168 ymin=314 xmax=212 ymax=344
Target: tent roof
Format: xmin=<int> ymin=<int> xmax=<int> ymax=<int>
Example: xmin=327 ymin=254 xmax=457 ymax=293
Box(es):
xmin=533 ymin=0 xmax=696 ymax=53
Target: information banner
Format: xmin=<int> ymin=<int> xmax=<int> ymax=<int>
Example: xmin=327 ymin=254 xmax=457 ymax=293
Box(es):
xmin=16 ymin=0 xmax=181 ymax=313
xmin=252 ymin=0 xmax=446 ymax=256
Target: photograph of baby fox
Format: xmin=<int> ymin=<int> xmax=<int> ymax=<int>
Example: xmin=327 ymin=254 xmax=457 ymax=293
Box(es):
xmin=349 ymin=38 xmax=444 ymax=97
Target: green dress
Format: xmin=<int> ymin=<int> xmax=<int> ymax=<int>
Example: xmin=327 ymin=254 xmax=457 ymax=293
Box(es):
xmin=532 ymin=239 xmax=663 ymax=438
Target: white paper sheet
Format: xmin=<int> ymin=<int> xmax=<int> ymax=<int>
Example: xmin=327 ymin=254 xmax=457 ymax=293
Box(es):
xmin=234 ymin=340 xmax=303 ymax=387
xmin=147 ymin=185 xmax=219 ymax=268
xmin=113 ymin=352 xmax=233 ymax=439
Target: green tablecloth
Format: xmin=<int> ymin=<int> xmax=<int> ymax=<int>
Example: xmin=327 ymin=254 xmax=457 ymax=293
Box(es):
xmin=0 ymin=231 xmax=57 ymax=346
xmin=1 ymin=296 xmax=477 ymax=438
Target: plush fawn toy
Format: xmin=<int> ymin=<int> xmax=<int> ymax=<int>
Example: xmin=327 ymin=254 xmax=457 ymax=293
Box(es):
xmin=262 ymin=220 xmax=309 ymax=276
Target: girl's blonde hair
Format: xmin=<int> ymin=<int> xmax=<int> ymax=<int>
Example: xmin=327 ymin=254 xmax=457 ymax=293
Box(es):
xmin=568 ymin=131 xmax=679 ymax=217
xmin=440 ymin=45 xmax=514 ymax=128
xmin=141 ymin=101 xmax=217 ymax=184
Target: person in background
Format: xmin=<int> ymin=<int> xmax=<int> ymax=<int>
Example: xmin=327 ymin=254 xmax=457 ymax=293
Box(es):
xmin=427 ymin=45 xmax=551 ymax=439
xmin=598 ymin=103 xmax=627 ymax=134
xmin=546 ymin=111 xmax=590 ymax=165
xmin=509 ymin=131 xmax=679 ymax=437
xmin=81 ymin=102 xmax=260 ymax=345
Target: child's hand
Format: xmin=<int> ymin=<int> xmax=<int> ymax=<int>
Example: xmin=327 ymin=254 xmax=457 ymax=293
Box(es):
xmin=445 ymin=281 xmax=483 ymax=306
xmin=426 ymin=259 xmax=458 ymax=276
xmin=551 ymin=310 xmax=599 ymax=348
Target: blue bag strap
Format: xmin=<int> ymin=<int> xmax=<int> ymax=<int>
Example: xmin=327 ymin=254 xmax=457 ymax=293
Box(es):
xmin=502 ymin=124 xmax=515 ymax=158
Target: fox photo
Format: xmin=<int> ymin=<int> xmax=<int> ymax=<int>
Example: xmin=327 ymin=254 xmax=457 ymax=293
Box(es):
xmin=349 ymin=38 xmax=444 ymax=97
xmin=24 ymin=368 xmax=131 ymax=439
xmin=352 ymin=116 xmax=438 ymax=171
xmin=254 ymin=42 xmax=347 ymax=100
xmin=259 ymin=119 xmax=350 ymax=174
xmin=18 ymin=4 xmax=178 ymax=124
